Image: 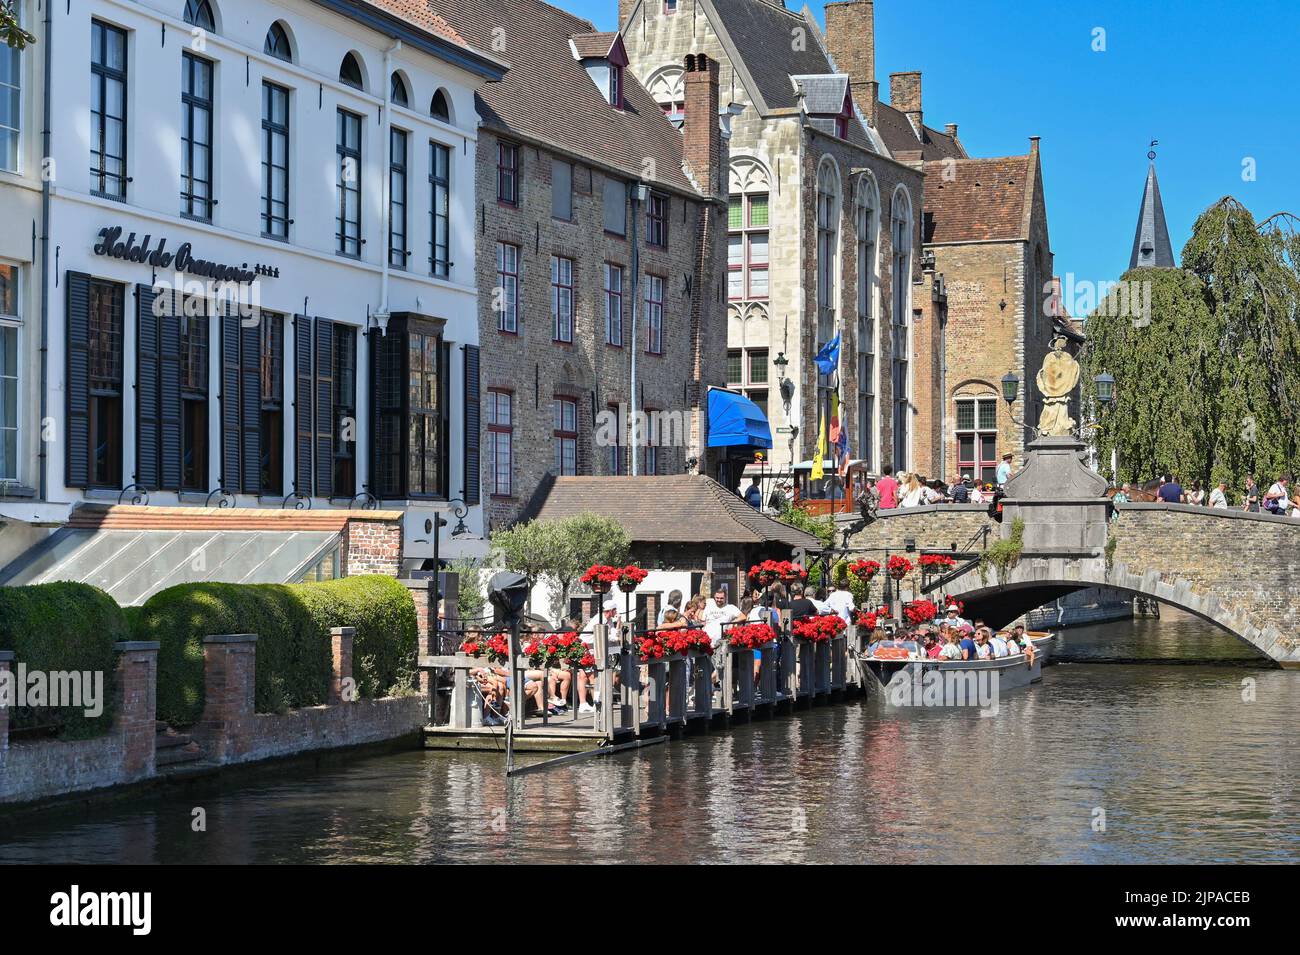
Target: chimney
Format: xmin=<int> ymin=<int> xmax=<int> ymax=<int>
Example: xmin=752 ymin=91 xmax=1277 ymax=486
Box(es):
xmin=683 ymin=53 xmax=722 ymax=199
xmin=1029 ymin=135 xmax=1040 ymax=154
xmin=824 ymin=1 xmax=876 ymax=125
xmin=890 ymin=71 xmax=922 ymax=133
xmin=945 ymin=123 xmax=958 ymax=138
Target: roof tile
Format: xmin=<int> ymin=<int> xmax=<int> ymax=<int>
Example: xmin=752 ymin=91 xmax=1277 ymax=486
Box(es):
xmin=922 ymin=156 xmax=1032 ymax=243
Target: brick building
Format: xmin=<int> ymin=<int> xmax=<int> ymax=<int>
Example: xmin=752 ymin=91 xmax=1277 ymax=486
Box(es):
xmin=619 ymin=0 xmax=926 ymax=486
xmin=823 ymin=0 xmax=1077 ymax=485
xmin=429 ymin=0 xmax=729 ymax=531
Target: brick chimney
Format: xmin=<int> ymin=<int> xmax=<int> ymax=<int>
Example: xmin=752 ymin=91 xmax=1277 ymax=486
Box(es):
xmin=824 ymin=1 xmax=876 ymax=127
xmin=683 ymin=53 xmax=722 ymax=199
xmin=890 ymin=71 xmax=922 ymax=133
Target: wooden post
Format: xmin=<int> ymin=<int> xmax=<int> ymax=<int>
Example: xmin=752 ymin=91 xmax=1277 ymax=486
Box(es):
xmin=692 ymin=654 xmax=714 ymax=720
xmin=508 ymin=618 xmax=525 ymax=731
xmin=594 ymin=620 xmax=614 ymax=738
xmin=721 ymin=647 xmax=735 ymax=716
xmin=668 ymin=656 xmax=688 ymax=724
xmin=450 ymin=659 xmax=474 ymax=728
xmin=736 ymin=650 xmax=755 ymax=710
xmin=626 ymin=652 xmax=643 ymax=736
xmin=797 ymin=639 xmax=815 ymax=697
xmin=815 ymin=640 xmax=831 ymax=694
xmin=831 ymin=635 xmax=847 ymax=690
xmin=759 ymin=643 xmax=777 ymax=702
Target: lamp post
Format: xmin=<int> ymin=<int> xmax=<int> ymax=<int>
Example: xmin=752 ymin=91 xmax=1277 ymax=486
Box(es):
xmin=774 ymin=350 xmax=798 ymax=491
xmin=428 ymin=499 xmax=470 ymax=638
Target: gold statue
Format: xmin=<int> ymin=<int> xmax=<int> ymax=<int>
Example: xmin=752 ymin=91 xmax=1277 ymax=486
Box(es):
xmin=1035 ymin=336 xmax=1079 ymax=436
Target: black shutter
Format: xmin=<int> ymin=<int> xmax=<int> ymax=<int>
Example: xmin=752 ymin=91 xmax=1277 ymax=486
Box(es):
xmin=463 ymin=345 xmax=480 ymax=506
xmin=314 ymin=318 xmax=335 ymax=499
xmin=158 ymin=292 xmax=183 ymax=491
xmin=239 ymin=315 xmax=262 ymax=494
xmin=293 ymin=314 xmax=313 ymax=497
xmin=136 ymin=285 xmax=160 ymax=490
xmin=220 ymin=304 xmax=241 ymax=492
xmin=65 ymin=272 xmax=92 ymax=488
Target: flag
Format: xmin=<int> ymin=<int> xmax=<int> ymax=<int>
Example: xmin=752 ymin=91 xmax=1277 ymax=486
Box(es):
xmin=831 ymin=393 xmax=851 ymax=476
xmin=814 ymin=335 xmax=841 ymax=375
xmin=811 ymin=416 xmax=827 ymax=481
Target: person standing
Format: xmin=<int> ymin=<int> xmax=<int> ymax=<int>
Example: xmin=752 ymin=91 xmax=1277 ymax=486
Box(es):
xmin=1209 ymin=481 xmax=1229 ymax=509
xmin=996 ymin=452 xmax=1013 ymax=486
xmin=1188 ymin=480 xmax=1205 ymax=506
xmin=1265 ymin=475 xmax=1292 ymax=515
xmin=1243 ymin=474 xmax=1260 ymax=512
xmin=824 ymin=580 xmax=855 ymax=623
xmin=950 ymin=475 xmax=971 ymax=503
xmin=1157 ymin=474 xmax=1184 ymax=503
xmin=656 ymin=589 xmax=683 ymax=626
xmin=744 ymin=476 xmax=762 ymax=509
xmin=877 ymin=465 xmax=899 ymax=509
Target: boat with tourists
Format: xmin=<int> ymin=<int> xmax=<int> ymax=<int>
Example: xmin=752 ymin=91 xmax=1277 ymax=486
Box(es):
xmin=859 ymin=631 xmax=1051 ymax=708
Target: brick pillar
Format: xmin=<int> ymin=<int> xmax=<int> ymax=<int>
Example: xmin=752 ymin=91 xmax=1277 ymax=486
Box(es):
xmin=645 ymin=592 xmax=660 ymax=629
xmin=0 ymin=650 xmax=12 ymax=754
xmin=198 ymin=634 xmax=258 ymax=762
xmin=403 ymin=578 xmax=437 ymax=696
xmin=329 ymin=627 xmax=355 ymax=703
xmin=113 ymin=641 xmax=160 ymax=780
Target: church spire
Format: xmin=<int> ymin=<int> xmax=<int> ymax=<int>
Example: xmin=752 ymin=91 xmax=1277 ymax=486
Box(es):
xmin=1129 ymin=146 xmax=1175 ymax=269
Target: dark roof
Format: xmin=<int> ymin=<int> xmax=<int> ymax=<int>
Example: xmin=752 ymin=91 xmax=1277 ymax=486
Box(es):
xmin=1129 ymin=161 xmax=1176 ymax=269
xmin=570 ymin=32 xmax=620 ymax=59
xmin=922 ymin=155 xmax=1032 ymax=243
xmin=875 ymin=102 xmax=966 ymax=161
xmin=522 ymin=475 xmax=825 ymax=550
xmin=426 ymin=0 xmax=700 ymax=195
xmin=708 ymin=0 xmax=844 ymax=111
xmin=791 ymin=74 xmax=848 ymax=115
xmin=366 ymin=0 xmax=469 ymax=46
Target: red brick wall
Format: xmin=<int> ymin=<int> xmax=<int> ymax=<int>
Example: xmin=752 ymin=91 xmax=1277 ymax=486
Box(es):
xmin=341 ymin=518 xmax=402 ymax=577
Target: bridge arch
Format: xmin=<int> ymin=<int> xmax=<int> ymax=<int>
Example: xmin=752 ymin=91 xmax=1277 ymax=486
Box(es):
xmin=939 ymin=556 xmax=1289 ymax=663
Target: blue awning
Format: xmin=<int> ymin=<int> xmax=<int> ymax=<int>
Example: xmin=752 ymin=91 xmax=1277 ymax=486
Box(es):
xmin=707 ymin=388 xmax=773 ymax=449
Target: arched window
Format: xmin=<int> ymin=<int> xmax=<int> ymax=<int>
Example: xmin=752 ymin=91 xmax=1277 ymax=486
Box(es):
xmin=183 ymin=0 xmax=216 ymax=32
xmin=339 ymin=52 xmax=364 ymax=91
xmin=855 ymin=173 xmax=880 ymax=468
xmin=815 ymin=158 xmax=841 ymax=348
xmin=890 ymin=185 xmax=914 ymax=470
xmin=645 ymin=65 xmax=685 ymax=118
xmin=264 ymin=21 xmax=292 ymax=62
xmin=390 ymin=72 xmax=409 ymax=108
xmin=430 ymin=89 xmax=451 ymax=122
xmin=727 ymin=157 xmax=770 ymax=303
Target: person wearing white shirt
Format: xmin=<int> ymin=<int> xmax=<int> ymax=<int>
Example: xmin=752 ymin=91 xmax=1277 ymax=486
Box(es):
xmin=1209 ymin=482 xmax=1229 ymax=509
xmin=989 ymin=632 xmax=1010 ymax=658
xmin=824 ymin=583 xmax=855 ymax=622
xmin=656 ymin=589 xmax=683 ymax=626
xmin=1266 ymin=476 xmax=1292 ymax=515
xmin=700 ymin=589 xmax=744 ymax=646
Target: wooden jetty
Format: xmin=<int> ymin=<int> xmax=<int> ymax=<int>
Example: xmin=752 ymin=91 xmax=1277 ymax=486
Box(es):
xmin=420 ymin=616 xmax=867 ymax=755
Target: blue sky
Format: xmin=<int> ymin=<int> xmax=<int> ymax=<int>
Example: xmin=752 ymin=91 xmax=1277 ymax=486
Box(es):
xmin=569 ymin=0 xmax=1299 ymax=296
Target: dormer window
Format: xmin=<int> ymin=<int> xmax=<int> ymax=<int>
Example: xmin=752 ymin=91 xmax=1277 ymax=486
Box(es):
xmin=571 ymin=32 xmax=630 ymax=110
xmin=665 ymin=0 xmax=679 ymax=13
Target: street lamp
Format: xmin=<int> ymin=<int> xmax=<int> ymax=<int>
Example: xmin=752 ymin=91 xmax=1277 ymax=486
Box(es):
xmin=1001 ymin=372 xmax=1020 ymax=405
xmin=426 ymin=499 xmax=470 ymax=636
xmin=1093 ymin=372 xmax=1116 ymax=408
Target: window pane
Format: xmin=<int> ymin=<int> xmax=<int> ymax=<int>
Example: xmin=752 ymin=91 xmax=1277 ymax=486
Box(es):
xmin=748 ymin=233 xmax=769 ymax=264
xmin=748 ymin=194 xmax=769 ymax=226
xmin=955 ymin=400 xmax=974 ymax=431
xmin=728 ymin=197 xmax=742 ymax=229
xmin=748 ymin=350 xmax=768 ymax=384
xmin=726 ymin=350 xmax=742 ymax=384
xmin=728 ymin=235 xmax=743 ymax=268
xmin=551 ymin=160 xmax=572 ymax=219
xmin=977 ymin=398 xmax=998 ymax=430
xmin=603 ymin=178 xmax=626 ymax=234
xmin=748 ymin=268 xmax=768 ymax=299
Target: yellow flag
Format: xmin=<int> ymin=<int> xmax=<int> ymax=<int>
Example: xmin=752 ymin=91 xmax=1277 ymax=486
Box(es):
xmin=811 ymin=416 xmax=827 ymax=481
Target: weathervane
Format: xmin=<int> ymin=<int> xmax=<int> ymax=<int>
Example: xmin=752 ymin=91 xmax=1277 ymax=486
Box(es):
xmin=1148 ymin=138 xmax=1158 ymax=161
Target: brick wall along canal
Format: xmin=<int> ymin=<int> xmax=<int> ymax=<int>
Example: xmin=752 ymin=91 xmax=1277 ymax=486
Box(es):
xmin=2 ymin=614 xmax=1296 ymax=864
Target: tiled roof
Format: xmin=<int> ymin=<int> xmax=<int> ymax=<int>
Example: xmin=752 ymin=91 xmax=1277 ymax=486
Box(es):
xmin=791 ymin=74 xmax=848 ymax=115
xmin=876 ymin=102 xmax=965 ymax=161
xmin=364 ymin=0 xmax=470 ymax=47
xmin=522 ymin=475 xmax=825 ymax=550
xmin=427 ymin=0 xmax=701 ymax=195
xmin=570 ymin=31 xmax=619 ymax=59
xmin=922 ymin=155 xmax=1032 ymax=243
xmin=709 ymin=0 xmax=844 ymax=111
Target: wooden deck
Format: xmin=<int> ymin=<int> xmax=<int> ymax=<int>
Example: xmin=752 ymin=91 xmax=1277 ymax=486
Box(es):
xmin=419 ymin=621 xmax=867 ymax=755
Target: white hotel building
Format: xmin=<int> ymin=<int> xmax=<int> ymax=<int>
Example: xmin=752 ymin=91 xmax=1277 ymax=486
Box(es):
xmin=0 ymin=0 xmax=504 ymax=571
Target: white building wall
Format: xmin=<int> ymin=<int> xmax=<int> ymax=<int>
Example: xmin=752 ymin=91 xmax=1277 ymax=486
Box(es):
xmin=1 ymin=0 xmax=498 ymax=558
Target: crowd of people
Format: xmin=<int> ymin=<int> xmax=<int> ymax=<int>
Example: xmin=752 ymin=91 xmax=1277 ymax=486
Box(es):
xmin=856 ymin=455 xmax=1017 ymax=512
xmin=864 ymin=603 xmax=1036 ymax=665
xmin=1112 ymin=473 xmax=1300 ymax=516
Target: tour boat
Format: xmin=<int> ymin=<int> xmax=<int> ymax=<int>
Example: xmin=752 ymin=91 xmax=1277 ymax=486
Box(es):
xmin=859 ymin=639 xmax=1043 ymax=709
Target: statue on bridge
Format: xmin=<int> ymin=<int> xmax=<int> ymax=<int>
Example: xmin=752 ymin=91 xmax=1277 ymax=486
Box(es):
xmin=1036 ymin=336 xmax=1080 ymax=437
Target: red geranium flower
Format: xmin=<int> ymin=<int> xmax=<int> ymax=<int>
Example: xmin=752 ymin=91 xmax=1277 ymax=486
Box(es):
xmin=792 ymin=614 xmax=846 ymax=643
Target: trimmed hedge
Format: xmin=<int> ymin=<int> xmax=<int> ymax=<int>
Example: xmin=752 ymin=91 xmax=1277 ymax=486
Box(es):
xmin=135 ymin=575 xmax=418 ymax=727
xmin=0 ymin=582 xmax=127 ymax=738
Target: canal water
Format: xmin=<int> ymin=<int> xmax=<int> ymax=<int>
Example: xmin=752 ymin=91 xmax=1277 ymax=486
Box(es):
xmin=2 ymin=613 xmax=1297 ymax=864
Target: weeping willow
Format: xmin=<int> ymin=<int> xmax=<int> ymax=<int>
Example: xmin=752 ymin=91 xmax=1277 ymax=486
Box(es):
xmin=1083 ymin=199 xmax=1300 ymax=494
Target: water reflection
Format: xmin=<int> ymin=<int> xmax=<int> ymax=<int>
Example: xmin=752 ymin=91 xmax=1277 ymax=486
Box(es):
xmin=1 ymin=617 xmax=1297 ymax=864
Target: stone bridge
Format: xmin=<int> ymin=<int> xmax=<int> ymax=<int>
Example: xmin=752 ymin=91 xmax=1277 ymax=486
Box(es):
xmin=842 ymin=500 xmax=1300 ymax=668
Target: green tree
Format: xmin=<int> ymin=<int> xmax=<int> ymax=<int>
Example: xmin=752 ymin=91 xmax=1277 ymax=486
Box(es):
xmin=448 ymin=556 xmax=486 ymax=623
xmin=1083 ymin=198 xmax=1300 ymax=496
xmin=774 ymin=503 xmax=835 ymax=548
xmin=490 ymin=513 xmax=630 ymax=619
xmin=2 ymin=2 xmax=35 ymax=50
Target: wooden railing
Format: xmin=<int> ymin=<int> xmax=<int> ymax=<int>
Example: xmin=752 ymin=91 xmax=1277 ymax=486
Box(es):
xmin=419 ymin=614 xmax=866 ymax=741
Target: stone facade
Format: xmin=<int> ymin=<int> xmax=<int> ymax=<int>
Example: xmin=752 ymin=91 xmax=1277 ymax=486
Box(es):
xmin=620 ymin=0 xmax=926 ymax=480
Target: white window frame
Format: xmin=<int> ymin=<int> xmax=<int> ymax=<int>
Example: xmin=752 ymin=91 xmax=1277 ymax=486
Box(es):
xmin=0 ymin=5 xmax=21 ymax=174
xmin=0 ymin=262 xmax=22 ymax=482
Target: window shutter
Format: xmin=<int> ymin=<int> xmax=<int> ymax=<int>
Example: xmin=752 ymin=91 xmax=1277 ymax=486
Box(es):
xmin=220 ymin=304 xmax=241 ymax=492
xmin=293 ymin=314 xmax=313 ymax=497
xmin=65 ymin=272 xmax=93 ymax=488
xmin=240 ymin=315 xmax=263 ymax=494
xmin=158 ymin=292 xmax=183 ymax=491
xmin=313 ymin=318 xmax=335 ymax=499
xmin=463 ymin=344 xmax=480 ymax=505
xmin=136 ymin=284 xmax=161 ymax=490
